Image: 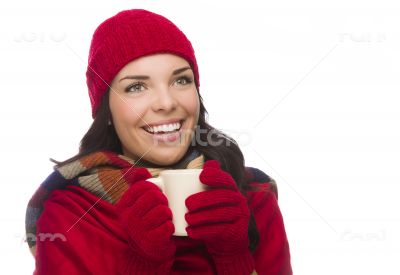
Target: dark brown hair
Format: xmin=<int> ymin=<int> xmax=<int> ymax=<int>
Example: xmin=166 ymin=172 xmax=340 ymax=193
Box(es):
xmin=51 ymin=89 xmax=260 ymax=252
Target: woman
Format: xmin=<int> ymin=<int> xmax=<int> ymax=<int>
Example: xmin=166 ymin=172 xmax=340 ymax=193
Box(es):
xmin=25 ymin=9 xmax=292 ymax=275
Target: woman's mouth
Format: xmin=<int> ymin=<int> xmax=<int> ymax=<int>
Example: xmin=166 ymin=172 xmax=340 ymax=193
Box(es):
xmin=142 ymin=120 xmax=184 ymax=143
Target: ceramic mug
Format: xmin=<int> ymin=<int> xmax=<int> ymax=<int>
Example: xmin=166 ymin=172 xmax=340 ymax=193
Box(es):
xmin=147 ymin=169 xmax=204 ymax=236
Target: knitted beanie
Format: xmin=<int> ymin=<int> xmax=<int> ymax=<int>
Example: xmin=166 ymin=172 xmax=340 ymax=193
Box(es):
xmin=86 ymin=9 xmax=200 ymax=118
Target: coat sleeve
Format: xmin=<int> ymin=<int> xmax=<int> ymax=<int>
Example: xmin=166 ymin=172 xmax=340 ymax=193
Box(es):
xmin=34 ymin=185 xmax=129 ymax=275
xmin=248 ymin=182 xmax=293 ymax=275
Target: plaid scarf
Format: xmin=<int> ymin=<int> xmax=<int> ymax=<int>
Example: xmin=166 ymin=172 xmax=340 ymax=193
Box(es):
xmin=25 ymin=149 xmax=205 ymax=254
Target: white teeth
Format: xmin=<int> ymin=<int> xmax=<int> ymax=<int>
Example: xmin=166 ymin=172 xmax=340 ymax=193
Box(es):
xmin=145 ymin=122 xmax=181 ymax=134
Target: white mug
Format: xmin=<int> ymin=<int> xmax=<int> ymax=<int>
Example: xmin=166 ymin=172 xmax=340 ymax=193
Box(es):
xmin=147 ymin=169 xmax=204 ymax=236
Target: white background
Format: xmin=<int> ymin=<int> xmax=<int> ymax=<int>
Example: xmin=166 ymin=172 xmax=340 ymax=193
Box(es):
xmin=1 ymin=0 xmax=399 ymax=274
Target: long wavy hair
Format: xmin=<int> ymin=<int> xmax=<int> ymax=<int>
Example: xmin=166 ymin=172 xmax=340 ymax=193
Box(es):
xmin=51 ymin=88 xmax=260 ymax=252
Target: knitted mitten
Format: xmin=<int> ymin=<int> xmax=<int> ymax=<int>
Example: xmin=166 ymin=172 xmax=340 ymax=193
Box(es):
xmin=116 ymin=167 xmax=176 ymax=275
xmin=185 ymin=160 xmax=255 ymax=275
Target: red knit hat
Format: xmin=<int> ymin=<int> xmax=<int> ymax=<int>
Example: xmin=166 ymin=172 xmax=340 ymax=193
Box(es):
xmin=86 ymin=9 xmax=200 ymax=118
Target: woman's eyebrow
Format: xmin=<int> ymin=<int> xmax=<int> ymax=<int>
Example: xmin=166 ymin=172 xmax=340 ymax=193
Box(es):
xmin=172 ymin=66 xmax=191 ymax=75
xmin=119 ymin=66 xmax=192 ymax=82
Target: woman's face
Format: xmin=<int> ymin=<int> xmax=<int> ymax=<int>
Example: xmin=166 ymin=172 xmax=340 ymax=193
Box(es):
xmin=109 ymin=53 xmax=200 ymax=166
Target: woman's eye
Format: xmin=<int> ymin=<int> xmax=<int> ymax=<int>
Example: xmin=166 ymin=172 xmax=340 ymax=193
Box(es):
xmin=125 ymin=82 xmax=145 ymax=93
xmin=176 ymin=76 xmax=193 ymax=86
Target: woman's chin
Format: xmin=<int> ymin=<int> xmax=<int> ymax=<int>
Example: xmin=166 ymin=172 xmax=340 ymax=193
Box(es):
xmin=145 ymin=148 xmax=188 ymax=166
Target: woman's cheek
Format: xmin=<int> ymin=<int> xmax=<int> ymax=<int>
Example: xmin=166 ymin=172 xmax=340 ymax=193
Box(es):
xmin=183 ymin=90 xmax=200 ymax=116
xmin=118 ymin=98 xmax=148 ymax=123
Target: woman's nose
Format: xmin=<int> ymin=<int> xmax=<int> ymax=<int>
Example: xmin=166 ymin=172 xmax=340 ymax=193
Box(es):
xmin=151 ymin=87 xmax=178 ymax=112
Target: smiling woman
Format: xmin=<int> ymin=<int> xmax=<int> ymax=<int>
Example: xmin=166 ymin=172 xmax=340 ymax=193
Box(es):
xmin=109 ymin=54 xmax=200 ymax=165
xmin=25 ymin=8 xmax=292 ymax=275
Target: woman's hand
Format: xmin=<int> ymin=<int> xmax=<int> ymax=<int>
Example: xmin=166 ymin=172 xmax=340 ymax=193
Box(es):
xmin=185 ymin=160 xmax=255 ymax=273
xmin=115 ymin=167 xmax=176 ymax=273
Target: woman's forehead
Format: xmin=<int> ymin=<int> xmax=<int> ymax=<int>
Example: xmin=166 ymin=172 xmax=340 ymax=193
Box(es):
xmin=124 ymin=53 xmax=189 ymax=70
xmin=115 ymin=53 xmax=192 ymax=80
